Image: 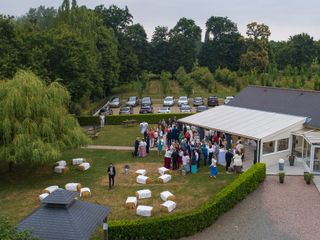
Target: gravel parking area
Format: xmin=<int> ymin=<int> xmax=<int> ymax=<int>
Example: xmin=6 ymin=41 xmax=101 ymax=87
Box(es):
xmin=182 ymin=176 xmax=320 ymax=240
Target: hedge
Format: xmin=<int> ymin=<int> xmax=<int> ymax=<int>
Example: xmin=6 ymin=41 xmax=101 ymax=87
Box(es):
xmin=108 ymin=163 xmax=266 ymax=240
xmin=76 ymin=113 xmax=194 ymax=126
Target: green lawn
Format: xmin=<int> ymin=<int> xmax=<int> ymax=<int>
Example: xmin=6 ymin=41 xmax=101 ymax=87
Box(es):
xmin=92 ymin=124 xmax=157 ymax=146
xmin=0 ymin=148 xmax=237 ymax=227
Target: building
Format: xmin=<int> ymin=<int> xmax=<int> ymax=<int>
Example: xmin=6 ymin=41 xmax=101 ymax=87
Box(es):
xmin=17 ymin=190 xmax=111 ymax=240
xmin=179 ymin=86 xmax=320 ymax=173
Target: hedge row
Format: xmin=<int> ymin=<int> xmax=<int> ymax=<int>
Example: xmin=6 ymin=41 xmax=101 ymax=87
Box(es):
xmin=76 ymin=113 xmax=194 ymax=126
xmin=108 ymin=163 xmax=266 ymax=240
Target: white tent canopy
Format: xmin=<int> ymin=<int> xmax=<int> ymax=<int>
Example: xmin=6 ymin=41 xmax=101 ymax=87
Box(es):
xmin=178 ymin=105 xmax=307 ymax=141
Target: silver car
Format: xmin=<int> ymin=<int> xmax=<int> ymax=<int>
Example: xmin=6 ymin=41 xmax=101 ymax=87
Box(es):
xmin=158 ymin=107 xmax=171 ymax=114
xmin=163 ymin=96 xmax=174 ymax=106
xmin=180 ymin=105 xmax=191 ymax=113
xmin=126 ymin=96 xmax=139 ymax=106
xmin=178 ymin=96 xmax=188 ymax=106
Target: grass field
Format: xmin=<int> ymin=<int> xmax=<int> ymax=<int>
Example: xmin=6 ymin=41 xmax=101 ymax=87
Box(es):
xmin=0 ymin=148 xmax=237 ymax=226
xmin=92 ymin=124 xmax=157 ymax=146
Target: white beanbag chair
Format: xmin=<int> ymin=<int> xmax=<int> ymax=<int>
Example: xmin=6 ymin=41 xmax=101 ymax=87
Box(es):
xmin=42 ymin=185 xmax=59 ymax=194
xmin=80 ymin=187 xmax=91 ymax=197
xmin=136 ymin=175 xmax=151 ymax=184
xmin=135 ymin=169 xmax=147 ymax=176
xmin=160 ymin=191 xmax=175 ymax=201
xmin=158 ymin=174 xmax=172 ymax=183
xmin=54 ymin=165 xmax=69 ymax=174
xmin=136 ymin=189 xmax=152 ymax=199
xmin=78 ymin=162 xmax=90 ymax=171
xmin=158 ymin=167 xmax=170 ymax=176
xmin=136 ymin=205 xmax=153 ymax=217
xmin=126 ymin=197 xmax=138 ymax=209
xmin=161 ymin=200 xmax=176 ymax=213
xmin=55 ymin=160 xmax=67 ymax=167
xmin=39 ymin=193 xmax=49 ymax=201
xmin=65 ymin=183 xmax=82 ymax=192
xmin=72 ymin=158 xmax=85 ymax=165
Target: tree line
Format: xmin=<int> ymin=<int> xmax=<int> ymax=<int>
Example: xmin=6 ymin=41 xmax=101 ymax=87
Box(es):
xmin=1 ymin=0 xmax=320 ymax=112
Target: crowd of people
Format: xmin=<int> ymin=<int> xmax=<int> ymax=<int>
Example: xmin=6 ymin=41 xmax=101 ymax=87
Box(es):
xmin=133 ymin=118 xmax=248 ymax=178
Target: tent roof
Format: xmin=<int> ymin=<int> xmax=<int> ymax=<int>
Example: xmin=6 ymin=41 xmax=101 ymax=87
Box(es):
xmin=178 ymin=105 xmax=306 ymax=140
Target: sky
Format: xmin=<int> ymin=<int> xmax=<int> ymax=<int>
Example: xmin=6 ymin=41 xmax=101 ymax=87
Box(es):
xmin=0 ymin=0 xmax=319 ymax=41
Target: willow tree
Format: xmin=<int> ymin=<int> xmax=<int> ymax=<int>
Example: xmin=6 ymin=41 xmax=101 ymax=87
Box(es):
xmin=0 ymin=71 xmax=90 ymax=171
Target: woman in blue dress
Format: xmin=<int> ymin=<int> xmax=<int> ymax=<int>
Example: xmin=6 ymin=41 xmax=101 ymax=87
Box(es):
xmin=210 ymin=157 xmax=218 ymax=178
xmin=201 ymin=141 xmax=208 ymax=166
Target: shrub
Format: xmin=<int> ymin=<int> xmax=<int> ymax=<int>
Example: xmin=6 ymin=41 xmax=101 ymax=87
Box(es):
xmin=109 ymin=163 xmax=266 ymax=240
xmin=0 ymin=216 xmax=37 ymax=240
xmin=76 ymin=113 xmax=194 ymax=126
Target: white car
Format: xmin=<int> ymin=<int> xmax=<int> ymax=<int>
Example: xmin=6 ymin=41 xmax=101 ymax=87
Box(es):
xmin=158 ymin=107 xmax=171 ymax=114
xmin=224 ymin=96 xmax=234 ymax=105
xmin=180 ymin=105 xmax=191 ymax=113
xmin=163 ymin=96 xmax=174 ymax=106
xmin=178 ymin=96 xmax=188 ymax=106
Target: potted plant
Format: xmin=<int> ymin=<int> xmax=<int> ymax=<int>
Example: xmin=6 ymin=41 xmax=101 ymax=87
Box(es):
xmin=304 ymin=171 xmax=308 ymax=181
xmin=288 ymin=154 xmax=295 ymax=166
xmin=305 ymin=172 xmax=314 ymax=185
xmin=279 ymin=172 xmax=285 ymax=184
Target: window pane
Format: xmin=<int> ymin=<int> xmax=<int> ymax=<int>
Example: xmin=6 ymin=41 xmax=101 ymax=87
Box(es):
xmin=263 ymin=141 xmax=275 ymax=155
xmin=278 ymin=138 xmax=289 ymax=151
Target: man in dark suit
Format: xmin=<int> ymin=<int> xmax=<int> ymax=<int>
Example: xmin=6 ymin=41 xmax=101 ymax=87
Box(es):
xmin=107 ymin=163 xmax=116 ymax=190
xmin=225 ymin=149 xmax=234 ymax=172
xmin=133 ymin=137 xmax=140 ymax=156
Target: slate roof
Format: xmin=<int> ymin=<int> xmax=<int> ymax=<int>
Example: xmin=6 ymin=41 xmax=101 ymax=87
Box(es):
xmin=42 ymin=190 xmax=78 ymax=205
xmin=228 ymin=85 xmax=320 ymax=129
xmin=17 ymin=190 xmax=111 ymax=240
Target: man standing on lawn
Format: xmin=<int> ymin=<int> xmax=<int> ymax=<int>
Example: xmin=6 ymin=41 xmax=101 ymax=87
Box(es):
xmin=107 ymin=163 xmax=116 ymax=190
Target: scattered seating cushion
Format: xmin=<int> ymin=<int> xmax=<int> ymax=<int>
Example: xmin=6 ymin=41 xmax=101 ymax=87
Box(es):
xmin=54 ymin=166 xmax=69 ymax=174
xmin=80 ymin=187 xmax=91 ymax=197
xmin=161 ymin=200 xmax=176 ymax=213
xmin=136 ymin=205 xmax=153 ymax=217
xmin=135 ymin=169 xmax=147 ymax=176
xmin=158 ymin=167 xmax=170 ymax=176
xmin=42 ymin=185 xmax=59 ymax=194
xmin=39 ymin=193 xmax=49 ymax=201
xmin=78 ymin=162 xmax=90 ymax=171
xmin=55 ymin=160 xmax=67 ymax=167
xmin=125 ymin=197 xmax=138 ymax=209
xmin=135 ymin=189 xmax=152 ymax=199
xmin=157 ymin=174 xmax=172 ymax=183
xmin=160 ymin=191 xmax=175 ymax=201
xmin=72 ymin=158 xmax=85 ymax=165
xmin=65 ymin=183 xmax=82 ymax=192
xmin=136 ymin=175 xmax=151 ymax=184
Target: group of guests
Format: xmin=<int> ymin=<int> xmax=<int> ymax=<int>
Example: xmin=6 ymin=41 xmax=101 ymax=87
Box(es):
xmin=133 ymin=118 xmax=247 ymax=177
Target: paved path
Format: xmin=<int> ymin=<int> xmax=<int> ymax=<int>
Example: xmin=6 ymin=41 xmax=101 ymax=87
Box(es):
xmin=182 ymin=176 xmax=320 ymax=240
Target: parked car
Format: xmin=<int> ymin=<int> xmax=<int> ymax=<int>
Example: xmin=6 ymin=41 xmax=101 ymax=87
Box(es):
xmin=196 ymin=105 xmax=208 ymax=112
xmin=126 ymin=96 xmax=139 ymax=107
xmin=158 ymin=107 xmax=171 ymax=114
xmin=163 ymin=96 xmax=175 ymax=106
xmin=99 ymin=106 xmax=113 ymax=116
xmin=180 ymin=104 xmax=192 ymax=113
xmin=141 ymin=96 xmax=152 ymax=106
xmin=207 ymin=96 xmax=219 ymax=107
xmin=224 ymin=96 xmax=234 ymax=105
xmin=178 ymin=96 xmax=188 ymax=106
xmin=139 ymin=105 xmax=153 ymax=114
xmin=109 ymin=96 xmax=121 ymax=108
xmin=119 ymin=106 xmax=133 ymax=114
xmin=193 ymin=97 xmax=204 ymax=106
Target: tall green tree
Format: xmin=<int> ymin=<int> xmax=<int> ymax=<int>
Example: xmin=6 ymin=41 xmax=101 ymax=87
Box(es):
xmin=150 ymin=26 xmax=170 ymax=73
xmin=168 ymin=18 xmax=201 ymax=72
xmin=160 ymin=71 xmax=171 ymax=96
xmin=0 ymin=71 xmax=90 ymax=171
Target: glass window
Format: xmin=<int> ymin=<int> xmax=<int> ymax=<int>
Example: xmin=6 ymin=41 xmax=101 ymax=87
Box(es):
xmin=278 ymin=138 xmax=289 ymax=151
xmin=303 ymin=140 xmax=311 ymax=168
xmin=313 ymin=147 xmax=320 ymax=172
xmin=263 ymin=141 xmax=275 ymax=155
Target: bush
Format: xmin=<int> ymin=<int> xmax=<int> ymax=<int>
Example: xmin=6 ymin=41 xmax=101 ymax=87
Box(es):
xmin=76 ymin=116 xmax=100 ymax=126
xmin=0 ymin=216 xmax=37 ymax=240
xmin=109 ymin=163 xmax=266 ymax=240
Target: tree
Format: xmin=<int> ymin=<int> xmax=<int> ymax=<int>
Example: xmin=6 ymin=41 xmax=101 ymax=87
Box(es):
xmin=0 ymin=216 xmax=37 ymax=240
xmin=200 ymin=16 xmax=244 ymax=71
xmin=168 ymin=18 xmax=201 ymax=72
xmin=0 ymin=71 xmax=90 ymax=171
xmin=160 ymin=71 xmax=171 ymax=96
xmin=240 ymin=50 xmax=269 ymax=72
xmin=182 ymin=76 xmax=194 ymax=97
xmin=175 ymin=66 xmax=187 ymax=85
xmin=150 ymin=26 xmax=170 ymax=73
xmin=246 ymin=22 xmax=271 ymax=46
xmin=190 ymin=66 xmax=214 ymax=88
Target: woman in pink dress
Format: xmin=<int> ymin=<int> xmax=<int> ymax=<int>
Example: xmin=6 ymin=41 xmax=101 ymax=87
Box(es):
xmin=139 ymin=140 xmax=147 ymax=157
